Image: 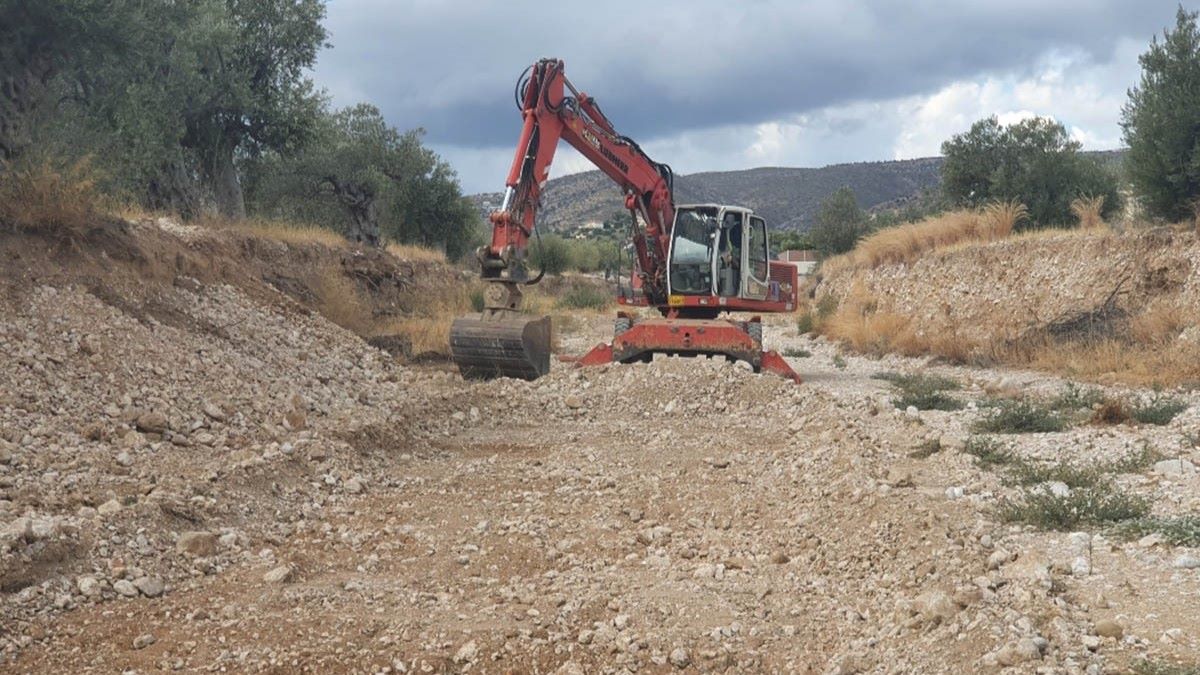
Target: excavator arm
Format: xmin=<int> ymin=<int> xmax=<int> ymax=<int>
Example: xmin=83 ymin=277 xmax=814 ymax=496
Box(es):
xmin=484 ymin=58 xmax=675 ymax=304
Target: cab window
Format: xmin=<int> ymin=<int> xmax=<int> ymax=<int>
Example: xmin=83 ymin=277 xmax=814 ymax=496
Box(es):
xmin=747 ymin=216 xmax=769 ymax=281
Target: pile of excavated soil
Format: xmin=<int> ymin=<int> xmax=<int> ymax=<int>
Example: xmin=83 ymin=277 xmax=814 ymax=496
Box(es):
xmin=2 ymin=219 xmax=1199 ymax=673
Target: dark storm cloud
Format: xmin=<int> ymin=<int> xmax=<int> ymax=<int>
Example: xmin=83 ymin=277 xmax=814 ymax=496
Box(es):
xmin=314 ymin=0 xmax=1179 ymax=148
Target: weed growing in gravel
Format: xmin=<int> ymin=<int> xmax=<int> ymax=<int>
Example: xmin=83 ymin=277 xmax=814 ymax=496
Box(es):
xmin=909 ymin=439 xmax=942 ymax=459
xmin=1118 ymin=514 xmax=1200 ymax=547
xmin=783 ymin=348 xmax=812 ymax=358
xmin=796 ymin=313 xmax=815 ymax=335
xmin=1001 ymin=482 xmax=1150 ymax=530
xmin=973 ymin=399 xmax=1065 ymax=434
xmin=1130 ymin=393 xmax=1188 ymax=425
xmin=1131 ymin=659 xmax=1200 ymax=675
xmin=1090 ymin=397 xmax=1132 ymax=425
xmin=1049 ymin=383 xmax=1104 ymax=412
xmin=964 ymin=436 xmax=1014 ymax=468
xmin=880 ymin=372 xmax=965 ymax=411
xmin=832 ymin=354 xmax=847 ymax=370
xmin=556 ymin=285 xmax=611 ymax=310
xmin=1005 ymin=460 xmax=1101 ymax=488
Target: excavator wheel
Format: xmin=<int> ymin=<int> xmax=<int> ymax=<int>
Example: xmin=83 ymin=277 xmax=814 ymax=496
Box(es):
xmin=450 ymin=312 xmax=552 ymax=381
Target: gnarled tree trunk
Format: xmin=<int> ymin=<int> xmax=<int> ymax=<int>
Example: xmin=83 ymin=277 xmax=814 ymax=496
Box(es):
xmin=326 ymin=177 xmax=380 ymax=247
xmin=204 ymin=139 xmax=246 ymax=221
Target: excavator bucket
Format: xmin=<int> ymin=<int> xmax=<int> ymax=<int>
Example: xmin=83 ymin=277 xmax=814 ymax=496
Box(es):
xmin=450 ymin=312 xmax=552 ymax=381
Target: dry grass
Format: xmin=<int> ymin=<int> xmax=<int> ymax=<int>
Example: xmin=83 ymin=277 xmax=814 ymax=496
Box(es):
xmin=0 ymin=158 xmax=101 ymax=237
xmin=231 ymin=219 xmax=348 ymax=248
xmin=823 ymin=200 xmax=1026 ymax=271
xmin=385 ymin=242 xmax=447 ymax=263
xmin=312 ymin=272 xmax=374 ymax=335
xmin=1070 ymin=196 xmax=1107 ymax=230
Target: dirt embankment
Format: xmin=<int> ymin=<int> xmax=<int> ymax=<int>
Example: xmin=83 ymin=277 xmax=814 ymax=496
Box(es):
xmin=812 ymin=228 xmax=1200 ymax=384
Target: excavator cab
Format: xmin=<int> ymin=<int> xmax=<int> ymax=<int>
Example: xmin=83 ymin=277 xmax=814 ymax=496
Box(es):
xmin=667 ymin=205 xmax=772 ymax=304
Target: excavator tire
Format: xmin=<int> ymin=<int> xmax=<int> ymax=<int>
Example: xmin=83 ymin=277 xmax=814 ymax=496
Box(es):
xmin=449 ymin=312 xmax=552 ymax=381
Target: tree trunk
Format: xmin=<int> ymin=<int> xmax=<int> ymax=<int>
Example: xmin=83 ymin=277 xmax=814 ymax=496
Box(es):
xmin=204 ymin=139 xmax=246 ymax=221
xmin=327 ymin=178 xmax=380 ymax=247
xmin=147 ymin=158 xmax=213 ymax=220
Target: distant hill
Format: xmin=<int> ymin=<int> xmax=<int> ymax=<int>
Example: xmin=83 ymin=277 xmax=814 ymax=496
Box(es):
xmin=470 ymin=157 xmax=943 ymax=231
xmin=468 ymin=151 xmax=1124 ymax=232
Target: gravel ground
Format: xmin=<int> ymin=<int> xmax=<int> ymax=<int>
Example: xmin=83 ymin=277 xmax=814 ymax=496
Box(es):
xmin=2 ymin=225 xmax=1199 ymax=673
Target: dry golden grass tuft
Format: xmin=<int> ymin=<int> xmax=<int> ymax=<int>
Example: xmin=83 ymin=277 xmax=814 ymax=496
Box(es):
xmin=385 ymin=242 xmax=447 ymax=263
xmin=371 ymin=283 xmax=481 ymax=357
xmin=824 ymin=200 xmax=1027 ymax=271
xmin=0 ymin=158 xmax=101 ymax=237
xmin=312 ymin=272 xmax=375 ymax=335
xmin=1070 ymin=196 xmax=1107 ymax=230
xmin=229 ymin=219 xmax=348 ymax=248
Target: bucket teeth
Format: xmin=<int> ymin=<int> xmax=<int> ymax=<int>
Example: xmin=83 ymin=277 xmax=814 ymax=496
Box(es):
xmin=450 ymin=313 xmax=552 ymax=381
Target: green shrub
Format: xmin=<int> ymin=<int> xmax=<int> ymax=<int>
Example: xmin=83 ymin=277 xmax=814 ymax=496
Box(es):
xmin=1001 ymin=482 xmax=1150 ymax=530
xmin=469 ymin=287 xmax=485 ymax=312
xmin=556 ymin=284 xmax=611 ymax=310
xmin=529 ymin=235 xmax=572 ymax=275
xmin=964 ymin=436 xmax=1015 ymax=469
xmin=1131 ymin=393 xmax=1187 ymax=426
xmin=1049 ymin=383 xmax=1103 ymax=412
xmin=973 ymin=399 xmax=1065 ymax=434
xmin=832 ymin=354 xmax=847 ymax=370
xmin=815 ymin=294 xmax=838 ymax=319
xmin=886 ymin=373 xmax=964 ymax=411
xmin=1131 ymin=660 xmax=1200 ymax=675
xmin=782 ymin=348 xmax=812 ymax=358
xmin=1005 ymin=460 xmax=1102 ymax=488
xmin=796 ymin=312 xmax=815 ymax=334
xmin=1118 ymin=514 xmax=1200 ymax=547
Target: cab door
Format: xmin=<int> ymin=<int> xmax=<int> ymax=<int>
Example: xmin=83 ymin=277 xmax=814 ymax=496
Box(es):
xmin=741 ymin=215 xmax=770 ymax=300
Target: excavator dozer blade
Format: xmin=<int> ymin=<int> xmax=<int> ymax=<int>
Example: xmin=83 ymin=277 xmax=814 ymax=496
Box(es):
xmin=450 ymin=313 xmax=552 ymax=381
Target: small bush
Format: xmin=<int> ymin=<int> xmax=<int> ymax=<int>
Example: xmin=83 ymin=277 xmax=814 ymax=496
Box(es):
xmin=1090 ymin=397 xmax=1131 ymax=425
xmin=1130 ymin=659 xmax=1200 ymax=675
xmin=885 ymin=372 xmax=964 ymax=411
xmin=909 ymin=438 xmax=942 ymax=459
xmin=782 ymin=348 xmax=812 ymax=358
xmin=529 ymin=235 xmax=572 ymax=275
xmin=964 ymin=436 xmax=1015 ymax=469
xmin=832 ymin=354 xmax=847 ymax=370
xmin=1130 ymin=393 xmax=1187 ymax=425
xmin=1050 ymin=383 xmax=1104 ymax=412
xmin=815 ymin=294 xmax=839 ymax=319
xmin=1005 ymin=460 xmax=1102 ymax=488
xmin=1118 ymin=514 xmax=1200 ymax=547
xmin=469 ymin=286 xmax=486 ymax=312
xmin=1001 ymin=482 xmax=1150 ymax=530
xmin=973 ymin=399 xmax=1065 ymax=434
xmin=796 ymin=312 xmax=815 ymax=334
xmin=556 ymin=284 xmax=611 ymax=310
xmin=0 ymin=157 xmax=101 ymax=237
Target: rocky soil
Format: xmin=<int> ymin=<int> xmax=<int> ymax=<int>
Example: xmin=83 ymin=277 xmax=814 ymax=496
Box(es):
xmin=2 ymin=220 xmax=1200 ymax=673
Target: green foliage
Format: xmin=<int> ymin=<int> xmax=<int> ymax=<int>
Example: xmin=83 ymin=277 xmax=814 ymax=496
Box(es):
xmin=247 ymin=104 xmax=478 ymax=254
xmin=815 ymin=294 xmax=839 ymax=319
xmin=529 ymin=235 xmax=572 ymax=275
xmin=973 ymin=399 xmax=1066 ymax=434
xmin=941 ymin=116 xmax=1120 ymax=227
xmin=885 ymin=372 xmax=964 ymax=411
xmin=1001 ymin=482 xmax=1151 ymax=531
xmin=1049 ymin=383 xmax=1104 ymax=412
xmin=796 ymin=313 xmax=815 ymax=335
xmin=810 ymin=186 xmax=871 ymax=256
xmin=556 ymin=284 xmax=611 ymax=310
xmin=964 ymin=436 xmax=1016 ymax=469
xmin=1122 ymin=7 xmax=1200 ymax=221
xmin=770 ymin=230 xmax=814 ymax=256
xmin=1130 ymin=393 xmax=1188 ymax=425
xmin=1119 ymin=514 xmax=1200 ymax=547
xmin=782 ymin=348 xmax=812 ymax=358
xmin=1131 ymin=660 xmax=1200 ymax=675
xmin=832 ymin=354 xmax=847 ymax=370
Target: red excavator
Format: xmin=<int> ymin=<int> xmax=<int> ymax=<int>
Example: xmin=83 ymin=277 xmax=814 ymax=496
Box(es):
xmin=450 ymin=58 xmax=801 ymax=383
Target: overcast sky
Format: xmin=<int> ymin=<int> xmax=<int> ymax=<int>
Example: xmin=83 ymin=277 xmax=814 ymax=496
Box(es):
xmin=314 ymin=1 xmax=1183 ymax=194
